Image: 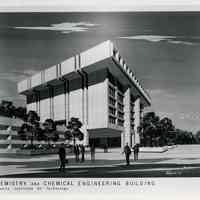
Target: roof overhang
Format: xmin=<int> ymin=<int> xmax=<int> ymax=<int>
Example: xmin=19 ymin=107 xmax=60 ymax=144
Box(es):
xmin=18 ymin=40 xmax=151 ymax=106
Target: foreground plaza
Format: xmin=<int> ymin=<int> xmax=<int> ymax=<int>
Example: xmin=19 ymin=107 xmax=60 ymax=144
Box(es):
xmin=1 ymin=145 xmax=200 ymax=177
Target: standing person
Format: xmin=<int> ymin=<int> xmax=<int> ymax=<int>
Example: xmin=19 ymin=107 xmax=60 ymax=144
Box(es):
xmin=133 ymin=144 xmax=140 ymax=161
xmin=123 ymin=143 xmax=131 ymax=166
xmin=74 ymin=144 xmax=80 ymax=162
xmin=58 ymin=143 xmax=66 ymax=172
xmin=80 ymin=144 xmax=85 ymax=162
xmin=103 ymin=143 xmax=108 ymax=153
xmin=90 ymin=143 xmax=95 ymax=162
xmin=135 ymin=144 xmax=140 ymax=161
xmin=7 ymin=125 xmax=12 ymax=149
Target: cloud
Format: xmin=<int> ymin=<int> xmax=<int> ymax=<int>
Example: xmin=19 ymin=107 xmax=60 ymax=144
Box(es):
xmin=0 ymin=94 xmax=25 ymax=105
xmin=165 ymin=93 xmax=176 ymax=98
xmin=148 ymin=89 xmax=164 ymax=95
xmin=147 ymin=89 xmax=176 ymax=102
xmin=148 ymin=89 xmax=176 ymax=97
xmin=118 ymin=35 xmax=196 ymax=45
xmin=0 ymin=69 xmax=39 ymax=82
xmin=119 ymin=35 xmax=175 ymax=42
xmin=0 ymin=79 xmax=26 ymax=106
xmin=14 ymin=22 xmax=100 ymax=34
xmin=168 ymin=40 xmax=194 ymax=45
xmin=0 ymin=72 xmax=26 ymax=82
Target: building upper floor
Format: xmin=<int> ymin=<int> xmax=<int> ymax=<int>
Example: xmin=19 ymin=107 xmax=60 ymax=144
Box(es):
xmin=18 ymin=40 xmax=151 ymax=107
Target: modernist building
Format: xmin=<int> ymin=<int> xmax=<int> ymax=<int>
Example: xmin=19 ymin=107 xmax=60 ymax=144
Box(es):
xmin=18 ymin=40 xmax=151 ymax=147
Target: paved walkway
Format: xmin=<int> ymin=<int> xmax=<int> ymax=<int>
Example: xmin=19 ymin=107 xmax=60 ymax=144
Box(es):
xmin=1 ymin=145 xmax=200 ymax=177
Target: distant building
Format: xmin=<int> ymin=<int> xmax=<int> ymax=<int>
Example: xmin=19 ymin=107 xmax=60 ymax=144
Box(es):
xmin=17 ymin=40 xmax=151 ymax=147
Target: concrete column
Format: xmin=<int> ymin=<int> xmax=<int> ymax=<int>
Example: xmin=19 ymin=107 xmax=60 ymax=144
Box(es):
xmin=77 ymin=70 xmax=89 ymax=146
xmin=123 ymin=87 xmax=131 ymax=147
xmin=65 ymin=80 xmax=70 ymax=124
xmin=48 ymin=86 xmax=54 ymax=120
xmin=35 ymin=91 xmax=40 ymax=116
xmin=121 ymin=131 xmax=125 ymax=151
xmin=134 ymin=98 xmax=141 ymax=145
xmin=81 ymin=77 xmax=84 ymax=124
xmin=82 ymin=71 xmax=89 ymax=146
xmin=104 ymin=77 xmax=109 ymax=127
xmin=77 ymin=70 xmax=84 ymax=123
xmin=66 ymin=80 xmax=70 ymax=124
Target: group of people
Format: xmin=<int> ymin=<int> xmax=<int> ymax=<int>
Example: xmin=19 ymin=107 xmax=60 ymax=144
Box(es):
xmin=58 ymin=143 xmax=96 ymax=172
xmin=123 ymin=143 xmax=140 ymax=166
xmin=58 ymin=142 xmax=139 ymax=172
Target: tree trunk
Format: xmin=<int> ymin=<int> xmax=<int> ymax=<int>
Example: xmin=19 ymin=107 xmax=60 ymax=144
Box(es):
xmin=31 ymin=133 xmax=34 ymax=147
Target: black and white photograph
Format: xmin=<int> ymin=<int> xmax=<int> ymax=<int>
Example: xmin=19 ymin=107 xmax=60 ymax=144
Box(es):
xmin=1 ymin=2 xmax=200 ymax=196
xmin=1 ymin=11 xmax=200 ymax=178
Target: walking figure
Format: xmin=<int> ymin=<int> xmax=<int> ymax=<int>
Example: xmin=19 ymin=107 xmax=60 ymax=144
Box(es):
xmin=90 ymin=144 xmax=95 ymax=162
xmin=123 ymin=143 xmax=131 ymax=166
xmin=74 ymin=144 xmax=80 ymax=162
xmin=58 ymin=143 xmax=66 ymax=172
xmin=80 ymin=144 xmax=85 ymax=162
xmin=133 ymin=143 xmax=140 ymax=161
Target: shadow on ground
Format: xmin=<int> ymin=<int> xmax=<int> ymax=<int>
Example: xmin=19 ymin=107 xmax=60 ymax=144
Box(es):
xmin=2 ymin=157 xmax=200 ymax=178
xmin=0 ymin=157 xmax=173 ymax=168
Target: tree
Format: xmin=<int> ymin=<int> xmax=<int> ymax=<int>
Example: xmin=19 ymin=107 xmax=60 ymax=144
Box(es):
xmin=14 ymin=107 xmax=27 ymax=120
xmin=141 ymin=113 xmax=177 ymax=147
xmin=65 ymin=117 xmax=84 ymax=147
xmin=159 ymin=117 xmax=175 ymax=145
xmin=141 ymin=112 xmax=196 ymax=147
xmin=195 ymin=130 xmax=200 ymax=144
xmin=176 ymin=129 xmax=196 ymax=145
xmin=0 ymin=100 xmax=15 ymax=117
xmin=18 ymin=123 xmax=29 ymax=141
xmin=141 ymin=112 xmax=161 ymax=147
xmin=18 ymin=110 xmax=42 ymax=148
xmin=43 ymin=118 xmax=59 ymax=148
xmin=0 ymin=100 xmax=27 ymax=120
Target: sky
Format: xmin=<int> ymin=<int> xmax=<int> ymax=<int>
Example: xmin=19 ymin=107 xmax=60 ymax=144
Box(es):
xmin=0 ymin=12 xmax=200 ymax=132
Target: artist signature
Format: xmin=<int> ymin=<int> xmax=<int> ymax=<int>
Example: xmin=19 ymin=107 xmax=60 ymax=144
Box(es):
xmin=165 ymin=170 xmax=182 ymax=175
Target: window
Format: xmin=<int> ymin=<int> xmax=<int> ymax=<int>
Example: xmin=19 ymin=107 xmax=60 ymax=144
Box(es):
xmin=117 ymin=111 xmax=124 ymax=119
xmin=118 ymin=103 xmax=124 ymax=111
xmin=117 ymin=93 xmax=123 ymax=103
xmin=130 ymin=102 xmax=135 ymax=113
xmin=118 ymin=119 xmax=124 ymax=127
xmin=109 ymin=116 xmax=116 ymax=124
xmin=109 ymin=85 xmax=115 ymax=97
xmin=109 ymin=107 xmax=116 ymax=116
xmin=109 ymin=97 xmax=116 ymax=106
